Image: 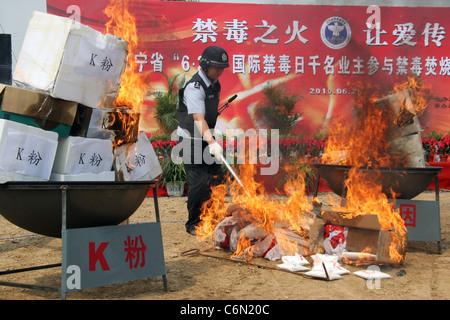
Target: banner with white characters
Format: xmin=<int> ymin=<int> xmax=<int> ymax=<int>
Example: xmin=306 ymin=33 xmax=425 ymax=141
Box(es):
xmin=47 ymin=1 xmax=450 ymax=136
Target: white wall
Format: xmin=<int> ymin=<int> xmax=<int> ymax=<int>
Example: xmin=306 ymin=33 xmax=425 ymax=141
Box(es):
xmin=0 ymin=0 xmax=46 ymax=70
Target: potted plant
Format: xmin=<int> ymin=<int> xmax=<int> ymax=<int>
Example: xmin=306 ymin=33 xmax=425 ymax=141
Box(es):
xmin=152 ymin=73 xmax=185 ymax=135
xmin=160 ymin=157 xmax=186 ymax=197
xmin=422 ymin=136 xmax=438 ymax=162
xmin=438 ymin=134 xmax=450 ymax=162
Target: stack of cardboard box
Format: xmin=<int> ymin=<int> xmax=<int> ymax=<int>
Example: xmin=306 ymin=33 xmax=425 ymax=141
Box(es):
xmin=0 ymin=11 xmax=161 ymax=182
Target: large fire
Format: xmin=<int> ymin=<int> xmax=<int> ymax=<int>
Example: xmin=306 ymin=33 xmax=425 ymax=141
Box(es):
xmin=321 ymin=77 xmax=430 ymax=265
xmin=196 ymin=160 xmax=315 ymax=261
xmin=196 ymin=77 xmax=429 ymax=266
xmin=104 ymin=0 xmax=147 ymax=146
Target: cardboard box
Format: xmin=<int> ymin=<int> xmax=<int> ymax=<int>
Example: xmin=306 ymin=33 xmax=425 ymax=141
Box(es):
xmin=0 ymin=84 xmax=78 ymax=137
xmin=0 ymin=119 xmax=58 ymax=181
xmin=69 ymin=104 xmax=93 ymax=137
xmin=0 ymin=170 xmax=46 ymax=183
xmin=85 ymin=107 xmax=115 ymax=140
xmin=320 ymin=210 xmax=407 ymax=265
xmin=85 ymin=107 xmax=140 ymax=145
xmin=13 ymin=11 xmax=128 ymax=109
xmin=114 ymin=132 xmax=162 ymax=181
xmin=52 ymin=136 xmax=114 ymax=175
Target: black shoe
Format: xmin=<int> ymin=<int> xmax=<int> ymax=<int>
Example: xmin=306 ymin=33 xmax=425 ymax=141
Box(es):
xmin=186 ymin=227 xmax=197 ymax=235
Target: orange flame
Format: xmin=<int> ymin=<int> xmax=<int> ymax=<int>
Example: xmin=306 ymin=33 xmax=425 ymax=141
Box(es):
xmin=197 ymin=77 xmax=427 ymax=265
xmin=104 ymin=0 xmax=147 ymax=146
xmin=197 ymin=159 xmax=314 ymax=260
xmin=319 ymin=78 xmax=430 ymax=265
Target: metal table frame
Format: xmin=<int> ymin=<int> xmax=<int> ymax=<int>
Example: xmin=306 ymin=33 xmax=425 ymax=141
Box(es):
xmin=0 ymin=182 xmax=167 ymax=299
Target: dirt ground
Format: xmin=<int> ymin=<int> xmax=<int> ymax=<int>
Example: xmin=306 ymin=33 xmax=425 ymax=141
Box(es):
xmin=0 ymin=189 xmax=449 ymax=301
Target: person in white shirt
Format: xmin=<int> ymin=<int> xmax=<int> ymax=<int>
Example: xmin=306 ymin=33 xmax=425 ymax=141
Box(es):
xmin=177 ymin=46 xmax=229 ymax=235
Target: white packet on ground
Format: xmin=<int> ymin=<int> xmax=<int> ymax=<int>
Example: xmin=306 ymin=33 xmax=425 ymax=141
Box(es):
xmin=305 ymin=254 xmax=350 ymax=280
xmin=281 ymin=252 xmax=310 ymax=265
xmin=305 ymin=269 xmax=342 ymax=280
xmin=277 ymin=253 xmax=310 ymax=272
xmin=277 ymin=263 xmax=310 ymax=272
xmin=354 ymin=270 xmax=392 ymax=280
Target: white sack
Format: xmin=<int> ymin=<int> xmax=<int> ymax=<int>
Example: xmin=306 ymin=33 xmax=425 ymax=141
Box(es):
xmin=114 ymin=132 xmax=162 ymax=181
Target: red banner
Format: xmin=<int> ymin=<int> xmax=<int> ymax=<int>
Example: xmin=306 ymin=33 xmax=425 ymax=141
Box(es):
xmin=47 ymin=1 xmax=450 ymax=137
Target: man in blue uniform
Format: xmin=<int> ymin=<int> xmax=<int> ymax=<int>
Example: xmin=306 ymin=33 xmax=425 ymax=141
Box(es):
xmin=177 ymin=46 xmax=229 ymax=235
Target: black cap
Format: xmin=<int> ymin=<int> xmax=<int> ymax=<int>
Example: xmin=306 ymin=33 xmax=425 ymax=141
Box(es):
xmin=200 ymin=46 xmax=229 ymax=69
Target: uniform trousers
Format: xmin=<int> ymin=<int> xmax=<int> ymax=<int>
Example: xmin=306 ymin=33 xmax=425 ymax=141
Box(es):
xmin=179 ymin=137 xmax=224 ymax=232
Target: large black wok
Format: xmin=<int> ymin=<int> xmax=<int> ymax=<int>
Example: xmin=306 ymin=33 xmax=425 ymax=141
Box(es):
xmin=0 ymin=181 xmax=155 ymax=238
xmin=314 ymin=164 xmax=442 ymax=199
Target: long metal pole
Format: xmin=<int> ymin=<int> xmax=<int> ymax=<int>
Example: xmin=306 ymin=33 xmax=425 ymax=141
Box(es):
xmin=218 ymin=154 xmax=251 ymax=197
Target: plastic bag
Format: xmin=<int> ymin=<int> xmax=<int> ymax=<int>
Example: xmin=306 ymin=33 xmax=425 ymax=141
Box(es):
xmin=264 ymin=244 xmax=283 ymax=261
xmin=354 ymin=269 xmax=391 ymax=280
xmin=305 ymin=254 xmax=350 ymax=280
xmin=277 ymin=253 xmax=310 ymax=272
xmin=214 ymin=216 xmax=240 ymax=249
xmin=250 ymin=235 xmax=276 ymax=258
xmin=323 ymin=225 xmax=348 ymax=255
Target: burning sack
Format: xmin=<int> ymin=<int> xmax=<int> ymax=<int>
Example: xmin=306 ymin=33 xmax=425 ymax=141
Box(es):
xmin=375 ymin=90 xmax=425 ymax=167
xmin=214 ymin=205 xmax=273 ymax=257
xmin=213 ymin=204 xmax=277 ymax=259
xmin=214 ymin=215 xmax=241 ymax=250
xmin=213 ymin=202 xmax=314 ymax=260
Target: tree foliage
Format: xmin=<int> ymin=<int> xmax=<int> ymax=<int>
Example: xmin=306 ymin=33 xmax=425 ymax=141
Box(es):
xmin=253 ymin=84 xmax=302 ymax=136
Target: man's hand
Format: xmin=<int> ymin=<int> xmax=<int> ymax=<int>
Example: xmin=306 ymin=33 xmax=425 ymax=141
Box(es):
xmin=208 ymin=142 xmax=223 ymax=160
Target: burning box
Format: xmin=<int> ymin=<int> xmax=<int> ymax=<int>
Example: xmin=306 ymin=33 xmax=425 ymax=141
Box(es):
xmin=320 ymin=210 xmax=406 ymax=266
xmin=52 ymin=136 xmax=114 ymax=175
xmin=107 ymin=107 xmax=141 ymax=146
xmin=13 ymin=11 xmax=128 ymax=109
xmin=114 ymin=132 xmax=162 ymax=181
xmin=85 ymin=108 xmax=115 ymax=140
xmin=85 ymin=108 xmax=140 ymax=145
xmin=0 ymin=84 xmax=78 ymax=137
xmin=0 ymin=119 xmax=58 ymax=181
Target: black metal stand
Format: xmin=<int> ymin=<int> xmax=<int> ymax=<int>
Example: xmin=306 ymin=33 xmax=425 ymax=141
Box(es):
xmin=0 ymin=263 xmax=61 ymax=292
xmin=0 ymin=183 xmax=166 ymax=298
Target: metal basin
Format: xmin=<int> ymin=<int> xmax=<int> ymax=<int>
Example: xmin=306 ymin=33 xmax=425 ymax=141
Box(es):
xmin=314 ymin=164 xmax=442 ymax=199
xmin=0 ymin=181 xmax=154 ymax=238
